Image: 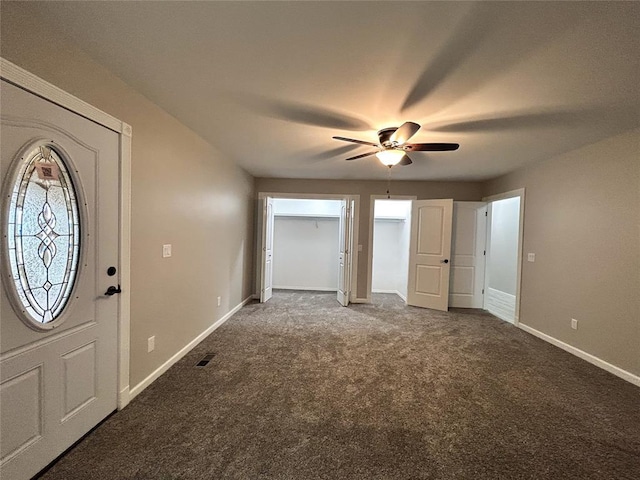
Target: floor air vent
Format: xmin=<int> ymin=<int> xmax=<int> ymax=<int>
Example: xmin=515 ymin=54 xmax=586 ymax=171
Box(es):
xmin=196 ymin=353 xmax=215 ymax=367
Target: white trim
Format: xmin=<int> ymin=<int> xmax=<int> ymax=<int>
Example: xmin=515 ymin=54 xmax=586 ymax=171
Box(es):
xmin=0 ymin=58 xmax=128 ymax=135
xmin=259 ymin=192 xmax=353 ymax=200
xmin=129 ymin=295 xmax=254 ymax=401
xmin=117 ymin=125 xmax=132 ymax=409
xmin=367 ymin=195 xmax=417 ymax=302
xmin=274 ymin=286 xmax=337 ymax=292
xmin=485 ymin=288 xmax=516 ymax=324
xmin=372 ymin=289 xmax=407 ymax=301
xmin=518 ymin=323 xmax=640 ymax=387
xmin=0 ymin=58 xmax=132 ymax=410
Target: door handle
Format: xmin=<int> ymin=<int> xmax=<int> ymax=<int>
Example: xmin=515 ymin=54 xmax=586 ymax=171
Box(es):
xmin=105 ymin=285 xmax=122 ymax=296
xmin=441 ymin=259 xmax=449 ymax=264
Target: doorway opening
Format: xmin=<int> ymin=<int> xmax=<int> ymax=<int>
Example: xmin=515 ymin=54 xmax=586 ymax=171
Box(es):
xmin=257 ymin=193 xmax=358 ymax=306
xmin=484 ymin=194 xmax=523 ymax=324
xmin=272 ymin=198 xmax=343 ymax=292
xmin=371 ymin=199 xmax=412 ymax=301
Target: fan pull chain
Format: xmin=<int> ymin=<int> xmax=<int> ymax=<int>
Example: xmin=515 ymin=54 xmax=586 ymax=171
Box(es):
xmin=386 ymin=165 xmax=392 ymax=199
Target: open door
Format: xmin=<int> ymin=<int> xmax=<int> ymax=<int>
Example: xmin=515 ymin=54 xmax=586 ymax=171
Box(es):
xmin=337 ymin=199 xmax=353 ymax=306
xmin=407 ymin=199 xmax=454 ymax=311
xmin=260 ymin=196 xmax=274 ymax=302
xmin=449 ymin=202 xmax=487 ymax=308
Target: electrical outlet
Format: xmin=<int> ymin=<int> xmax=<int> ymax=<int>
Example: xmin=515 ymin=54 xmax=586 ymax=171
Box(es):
xmin=571 ymin=318 xmax=578 ymax=330
xmin=148 ymin=336 xmax=155 ymax=352
xmin=527 ymin=253 xmax=536 ymax=262
xmin=217 ymin=296 xmax=221 ymax=307
xmin=162 ymin=244 xmax=172 ymax=258
xmin=358 ymin=244 xmax=363 ymax=252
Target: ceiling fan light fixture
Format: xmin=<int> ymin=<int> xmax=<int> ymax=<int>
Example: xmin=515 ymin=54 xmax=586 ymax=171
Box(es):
xmin=376 ymin=149 xmax=405 ymax=166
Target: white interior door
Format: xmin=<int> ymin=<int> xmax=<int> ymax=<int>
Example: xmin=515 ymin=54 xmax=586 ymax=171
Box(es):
xmin=0 ymin=81 xmax=119 ymax=480
xmin=337 ymin=199 xmax=352 ymax=306
xmin=260 ymin=196 xmax=274 ymax=303
xmin=450 ymin=202 xmax=487 ymax=308
xmin=406 ymin=199 xmax=453 ymax=311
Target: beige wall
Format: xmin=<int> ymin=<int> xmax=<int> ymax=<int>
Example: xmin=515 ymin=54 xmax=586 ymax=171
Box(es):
xmin=484 ymin=129 xmax=640 ymax=376
xmin=255 ymin=178 xmax=484 ymax=299
xmin=1 ymin=6 xmax=255 ymax=387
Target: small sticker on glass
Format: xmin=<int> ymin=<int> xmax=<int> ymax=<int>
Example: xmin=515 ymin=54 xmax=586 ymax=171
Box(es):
xmin=35 ymin=162 xmax=60 ymax=181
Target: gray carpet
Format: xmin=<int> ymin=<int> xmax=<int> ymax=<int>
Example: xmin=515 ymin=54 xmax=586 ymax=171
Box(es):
xmin=40 ymin=291 xmax=640 ymax=479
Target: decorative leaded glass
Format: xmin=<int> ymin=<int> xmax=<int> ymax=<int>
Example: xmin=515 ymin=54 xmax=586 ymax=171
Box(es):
xmin=6 ymin=144 xmax=81 ymax=325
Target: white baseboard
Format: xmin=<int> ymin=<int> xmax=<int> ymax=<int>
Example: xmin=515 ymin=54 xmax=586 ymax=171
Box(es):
xmin=274 ymin=286 xmax=337 ymax=292
xmin=128 ymin=295 xmax=254 ymax=401
xmin=518 ymin=323 xmax=640 ymax=387
xmin=486 ymin=288 xmax=516 ymax=323
xmin=372 ymin=289 xmax=406 ymax=302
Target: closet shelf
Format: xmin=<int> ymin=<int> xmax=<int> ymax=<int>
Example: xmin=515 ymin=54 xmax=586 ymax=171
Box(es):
xmin=274 ymin=213 xmax=340 ymax=219
xmin=374 ymin=217 xmax=407 ymax=222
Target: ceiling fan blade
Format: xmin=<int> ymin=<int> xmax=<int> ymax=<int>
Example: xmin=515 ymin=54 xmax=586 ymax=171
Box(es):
xmin=345 ymin=151 xmax=379 ymax=161
xmin=333 ymin=136 xmax=379 ymax=147
xmin=399 ymin=155 xmax=413 ymax=166
xmin=405 ymin=143 xmax=459 ymax=151
xmin=390 ymin=121 xmax=421 ymax=144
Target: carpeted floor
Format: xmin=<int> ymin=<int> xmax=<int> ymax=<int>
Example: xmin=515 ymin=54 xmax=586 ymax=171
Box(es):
xmin=39 ymin=291 xmax=640 ymax=479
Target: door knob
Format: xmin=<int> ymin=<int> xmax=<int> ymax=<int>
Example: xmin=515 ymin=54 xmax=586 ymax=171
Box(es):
xmin=441 ymin=259 xmax=449 ymax=264
xmin=105 ymin=285 xmax=122 ymax=296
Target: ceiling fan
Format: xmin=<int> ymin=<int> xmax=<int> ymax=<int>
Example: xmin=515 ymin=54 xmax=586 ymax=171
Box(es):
xmin=332 ymin=121 xmax=459 ymax=167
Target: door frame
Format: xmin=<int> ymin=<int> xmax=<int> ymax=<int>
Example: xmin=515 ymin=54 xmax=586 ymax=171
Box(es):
xmin=256 ymin=192 xmax=360 ymax=302
xmin=367 ymin=195 xmax=417 ymax=302
xmin=1 ymin=58 xmax=133 ymax=409
xmin=482 ymin=188 xmax=525 ymax=325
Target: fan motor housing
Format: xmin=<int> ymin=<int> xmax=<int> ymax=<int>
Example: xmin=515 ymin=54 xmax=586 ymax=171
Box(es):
xmin=377 ymin=127 xmax=398 ymax=147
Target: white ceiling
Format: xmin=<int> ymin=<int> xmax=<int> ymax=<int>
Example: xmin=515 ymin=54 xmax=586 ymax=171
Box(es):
xmin=16 ymin=1 xmax=640 ymax=181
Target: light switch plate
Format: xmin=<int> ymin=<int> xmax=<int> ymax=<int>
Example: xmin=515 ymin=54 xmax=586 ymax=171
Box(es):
xmin=163 ymin=244 xmax=172 ymax=258
xmin=527 ymin=253 xmax=535 ymax=262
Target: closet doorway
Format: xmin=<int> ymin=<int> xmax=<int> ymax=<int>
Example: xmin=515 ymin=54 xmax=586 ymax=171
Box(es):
xmin=272 ymin=198 xmax=343 ymax=291
xmin=257 ymin=194 xmax=358 ymax=306
xmin=483 ymin=190 xmax=525 ymax=324
xmin=369 ymin=196 xmax=415 ymax=302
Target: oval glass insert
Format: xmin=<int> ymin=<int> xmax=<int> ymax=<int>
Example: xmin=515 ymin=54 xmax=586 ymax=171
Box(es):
xmin=6 ymin=144 xmax=81 ymax=325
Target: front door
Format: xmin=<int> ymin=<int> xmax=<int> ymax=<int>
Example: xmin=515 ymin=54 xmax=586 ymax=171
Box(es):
xmin=0 ymin=80 xmax=120 ymax=480
xmin=406 ymin=199 xmax=453 ymax=311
